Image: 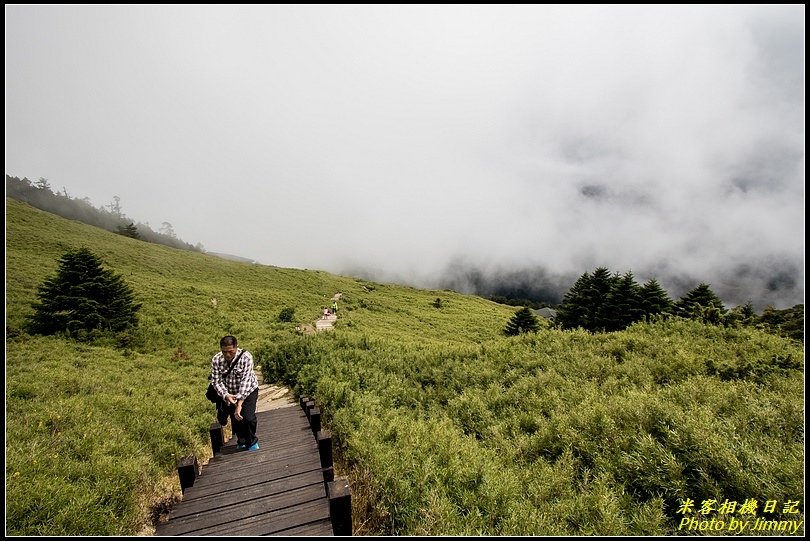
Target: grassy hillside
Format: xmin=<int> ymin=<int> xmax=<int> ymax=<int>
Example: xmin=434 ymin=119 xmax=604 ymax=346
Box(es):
xmin=5 ymin=197 xmax=804 ymax=535
xmin=280 ymin=324 xmax=803 ymax=535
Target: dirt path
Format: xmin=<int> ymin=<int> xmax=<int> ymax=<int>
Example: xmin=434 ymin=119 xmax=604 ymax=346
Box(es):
xmin=254 ymin=368 xmax=297 ymax=413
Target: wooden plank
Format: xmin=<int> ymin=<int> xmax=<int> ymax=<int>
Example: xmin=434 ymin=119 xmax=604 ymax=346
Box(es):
xmin=201 ymin=432 xmax=318 ymax=465
xmin=183 ymin=461 xmax=321 ymax=500
xmin=277 ymin=518 xmax=334 ymax=536
xmin=218 ymin=426 xmax=314 ymax=449
xmin=159 ymin=485 xmax=329 ymax=535
xmin=196 ymin=498 xmax=331 ymax=536
xmin=168 ymin=469 xmax=325 ymax=518
xmin=217 ymin=428 xmax=315 ymax=454
xmin=213 ymin=429 xmax=313 ymax=451
xmin=190 ymin=462 xmax=320 ymax=496
xmin=190 ymin=444 xmax=321 ymax=490
xmin=202 ymin=440 xmax=318 ymax=471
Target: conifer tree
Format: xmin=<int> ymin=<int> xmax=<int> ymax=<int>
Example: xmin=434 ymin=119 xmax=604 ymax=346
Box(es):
xmin=639 ymin=277 xmax=674 ymax=319
xmin=588 ymin=267 xmax=617 ymax=332
xmin=728 ymin=300 xmax=757 ymax=326
xmin=674 ymin=283 xmax=726 ymax=323
xmin=556 ymin=272 xmax=592 ymax=330
xmin=602 ymin=271 xmax=642 ymax=331
xmin=558 ymin=267 xmax=621 ymax=332
xmin=27 ymin=247 xmax=141 ymax=338
xmin=504 ymin=306 xmax=540 ymax=336
xmin=116 ymin=222 xmax=140 ymax=239
xmin=737 ymin=300 xmax=756 ymax=319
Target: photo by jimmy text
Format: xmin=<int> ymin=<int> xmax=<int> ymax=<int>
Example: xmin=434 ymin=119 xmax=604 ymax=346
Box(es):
xmin=676 ymin=498 xmax=803 ymax=535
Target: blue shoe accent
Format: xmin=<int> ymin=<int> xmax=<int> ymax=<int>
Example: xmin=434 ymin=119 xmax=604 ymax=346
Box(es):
xmin=236 ymin=443 xmax=246 ymax=449
xmin=248 ymin=442 xmax=260 ymax=451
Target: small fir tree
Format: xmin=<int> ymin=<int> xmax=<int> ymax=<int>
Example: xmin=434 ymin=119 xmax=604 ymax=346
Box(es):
xmin=504 ymin=306 xmax=540 ymax=336
xmin=728 ymin=300 xmax=757 ymax=326
xmin=116 ymin=222 xmax=140 ymax=239
xmin=27 ymin=247 xmax=141 ymax=338
xmin=674 ymin=283 xmax=726 ymax=322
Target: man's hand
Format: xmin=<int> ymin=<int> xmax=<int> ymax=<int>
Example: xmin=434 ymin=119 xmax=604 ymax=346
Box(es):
xmin=223 ymin=393 xmax=236 ymax=406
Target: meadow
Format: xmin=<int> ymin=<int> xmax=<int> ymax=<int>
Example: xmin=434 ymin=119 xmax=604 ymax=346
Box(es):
xmin=5 ymin=197 xmax=804 ymax=535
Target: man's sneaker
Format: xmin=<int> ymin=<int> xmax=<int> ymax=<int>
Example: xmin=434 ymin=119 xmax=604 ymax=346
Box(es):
xmin=248 ymin=442 xmax=260 ymax=451
xmin=236 ymin=442 xmax=246 ymax=449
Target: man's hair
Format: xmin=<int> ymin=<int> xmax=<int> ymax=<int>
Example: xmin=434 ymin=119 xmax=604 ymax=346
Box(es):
xmin=220 ymin=335 xmax=238 ymax=347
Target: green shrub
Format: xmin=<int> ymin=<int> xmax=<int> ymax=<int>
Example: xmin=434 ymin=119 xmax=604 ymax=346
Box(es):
xmin=277 ymin=306 xmax=295 ymax=322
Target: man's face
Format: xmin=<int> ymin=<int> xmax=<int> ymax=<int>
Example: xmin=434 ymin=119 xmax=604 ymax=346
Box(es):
xmin=221 ymin=345 xmax=237 ymax=361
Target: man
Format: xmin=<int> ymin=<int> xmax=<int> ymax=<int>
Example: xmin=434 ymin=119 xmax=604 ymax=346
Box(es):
xmin=209 ymin=335 xmax=260 ymax=450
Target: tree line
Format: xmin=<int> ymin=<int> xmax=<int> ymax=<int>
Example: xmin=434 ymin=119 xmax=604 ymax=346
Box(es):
xmin=503 ymin=266 xmax=803 ymax=342
xmin=553 ymin=267 xmax=803 ymax=340
xmin=5 ymin=175 xmax=203 ymax=253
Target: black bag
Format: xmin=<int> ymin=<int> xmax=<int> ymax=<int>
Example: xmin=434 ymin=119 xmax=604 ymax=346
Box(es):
xmin=206 ymin=351 xmax=245 ymax=403
xmin=205 ymin=383 xmax=219 ymax=403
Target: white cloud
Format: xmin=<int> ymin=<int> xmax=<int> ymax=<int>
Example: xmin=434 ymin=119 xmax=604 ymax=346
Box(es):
xmin=6 ymin=5 xmax=804 ymax=308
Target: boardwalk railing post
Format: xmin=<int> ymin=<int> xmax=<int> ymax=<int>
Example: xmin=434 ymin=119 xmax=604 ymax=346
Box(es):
xmin=300 ymin=396 xmax=310 ymax=411
xmin=210 ymin=422 xmax=224 ymax=455
xmin=305 ymin=400 xmax=315 ymax=422
xmin=310 ymin=406 xmax=321 ymax=433
xmin=177 ymin=455 xmax=198 ymax=493
xmin=317 ymin=429 xmax=333 ymax=469
xmin=328 ymin=476 xmax=352 ymax=535
xmin=317 ymin=429 xmax=334 ymax=483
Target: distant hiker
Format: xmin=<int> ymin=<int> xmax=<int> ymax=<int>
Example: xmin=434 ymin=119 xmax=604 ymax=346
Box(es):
xmin=332 ymin=301 xmax=338 ymax=314
xmin=323 ymin=307 xmax=330 ymax=319
xmin=209 ymin=335 xmax=260 ymax=451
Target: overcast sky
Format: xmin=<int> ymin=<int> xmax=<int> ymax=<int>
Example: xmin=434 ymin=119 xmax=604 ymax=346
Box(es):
xmin=5 ymin=5 xmax=805 ymax=309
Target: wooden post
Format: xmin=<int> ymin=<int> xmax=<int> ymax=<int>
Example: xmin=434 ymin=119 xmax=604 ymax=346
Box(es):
xmin=317 ymin=429 xmax=333 ymax=469
xmin=328 ymin=476 xmax=352 ymax=535
xmin=210 ymin=422 xmax=224 ymax=455
xmin=309 ymin=406 xmax=321 ymax=433
xmin=177 ymin=455 xmax=198 ymax=493
xmin=300 ymin=396 xmax=310 ymax=411
xmin=305 ymin=400 xmax=315 ymax=421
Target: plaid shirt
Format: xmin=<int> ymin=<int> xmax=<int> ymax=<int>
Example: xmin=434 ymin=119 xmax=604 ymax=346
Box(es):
xmin=210 ymin=348 xmax=259 ymax=400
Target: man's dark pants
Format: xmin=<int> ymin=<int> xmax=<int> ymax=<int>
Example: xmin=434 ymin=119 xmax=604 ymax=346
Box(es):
xmin=216 ymin=388 xmax=259 ymax=447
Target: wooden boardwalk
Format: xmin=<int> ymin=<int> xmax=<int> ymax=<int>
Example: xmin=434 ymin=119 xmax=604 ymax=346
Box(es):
xmin=156 ymin=405 xmax=340 ymax=536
